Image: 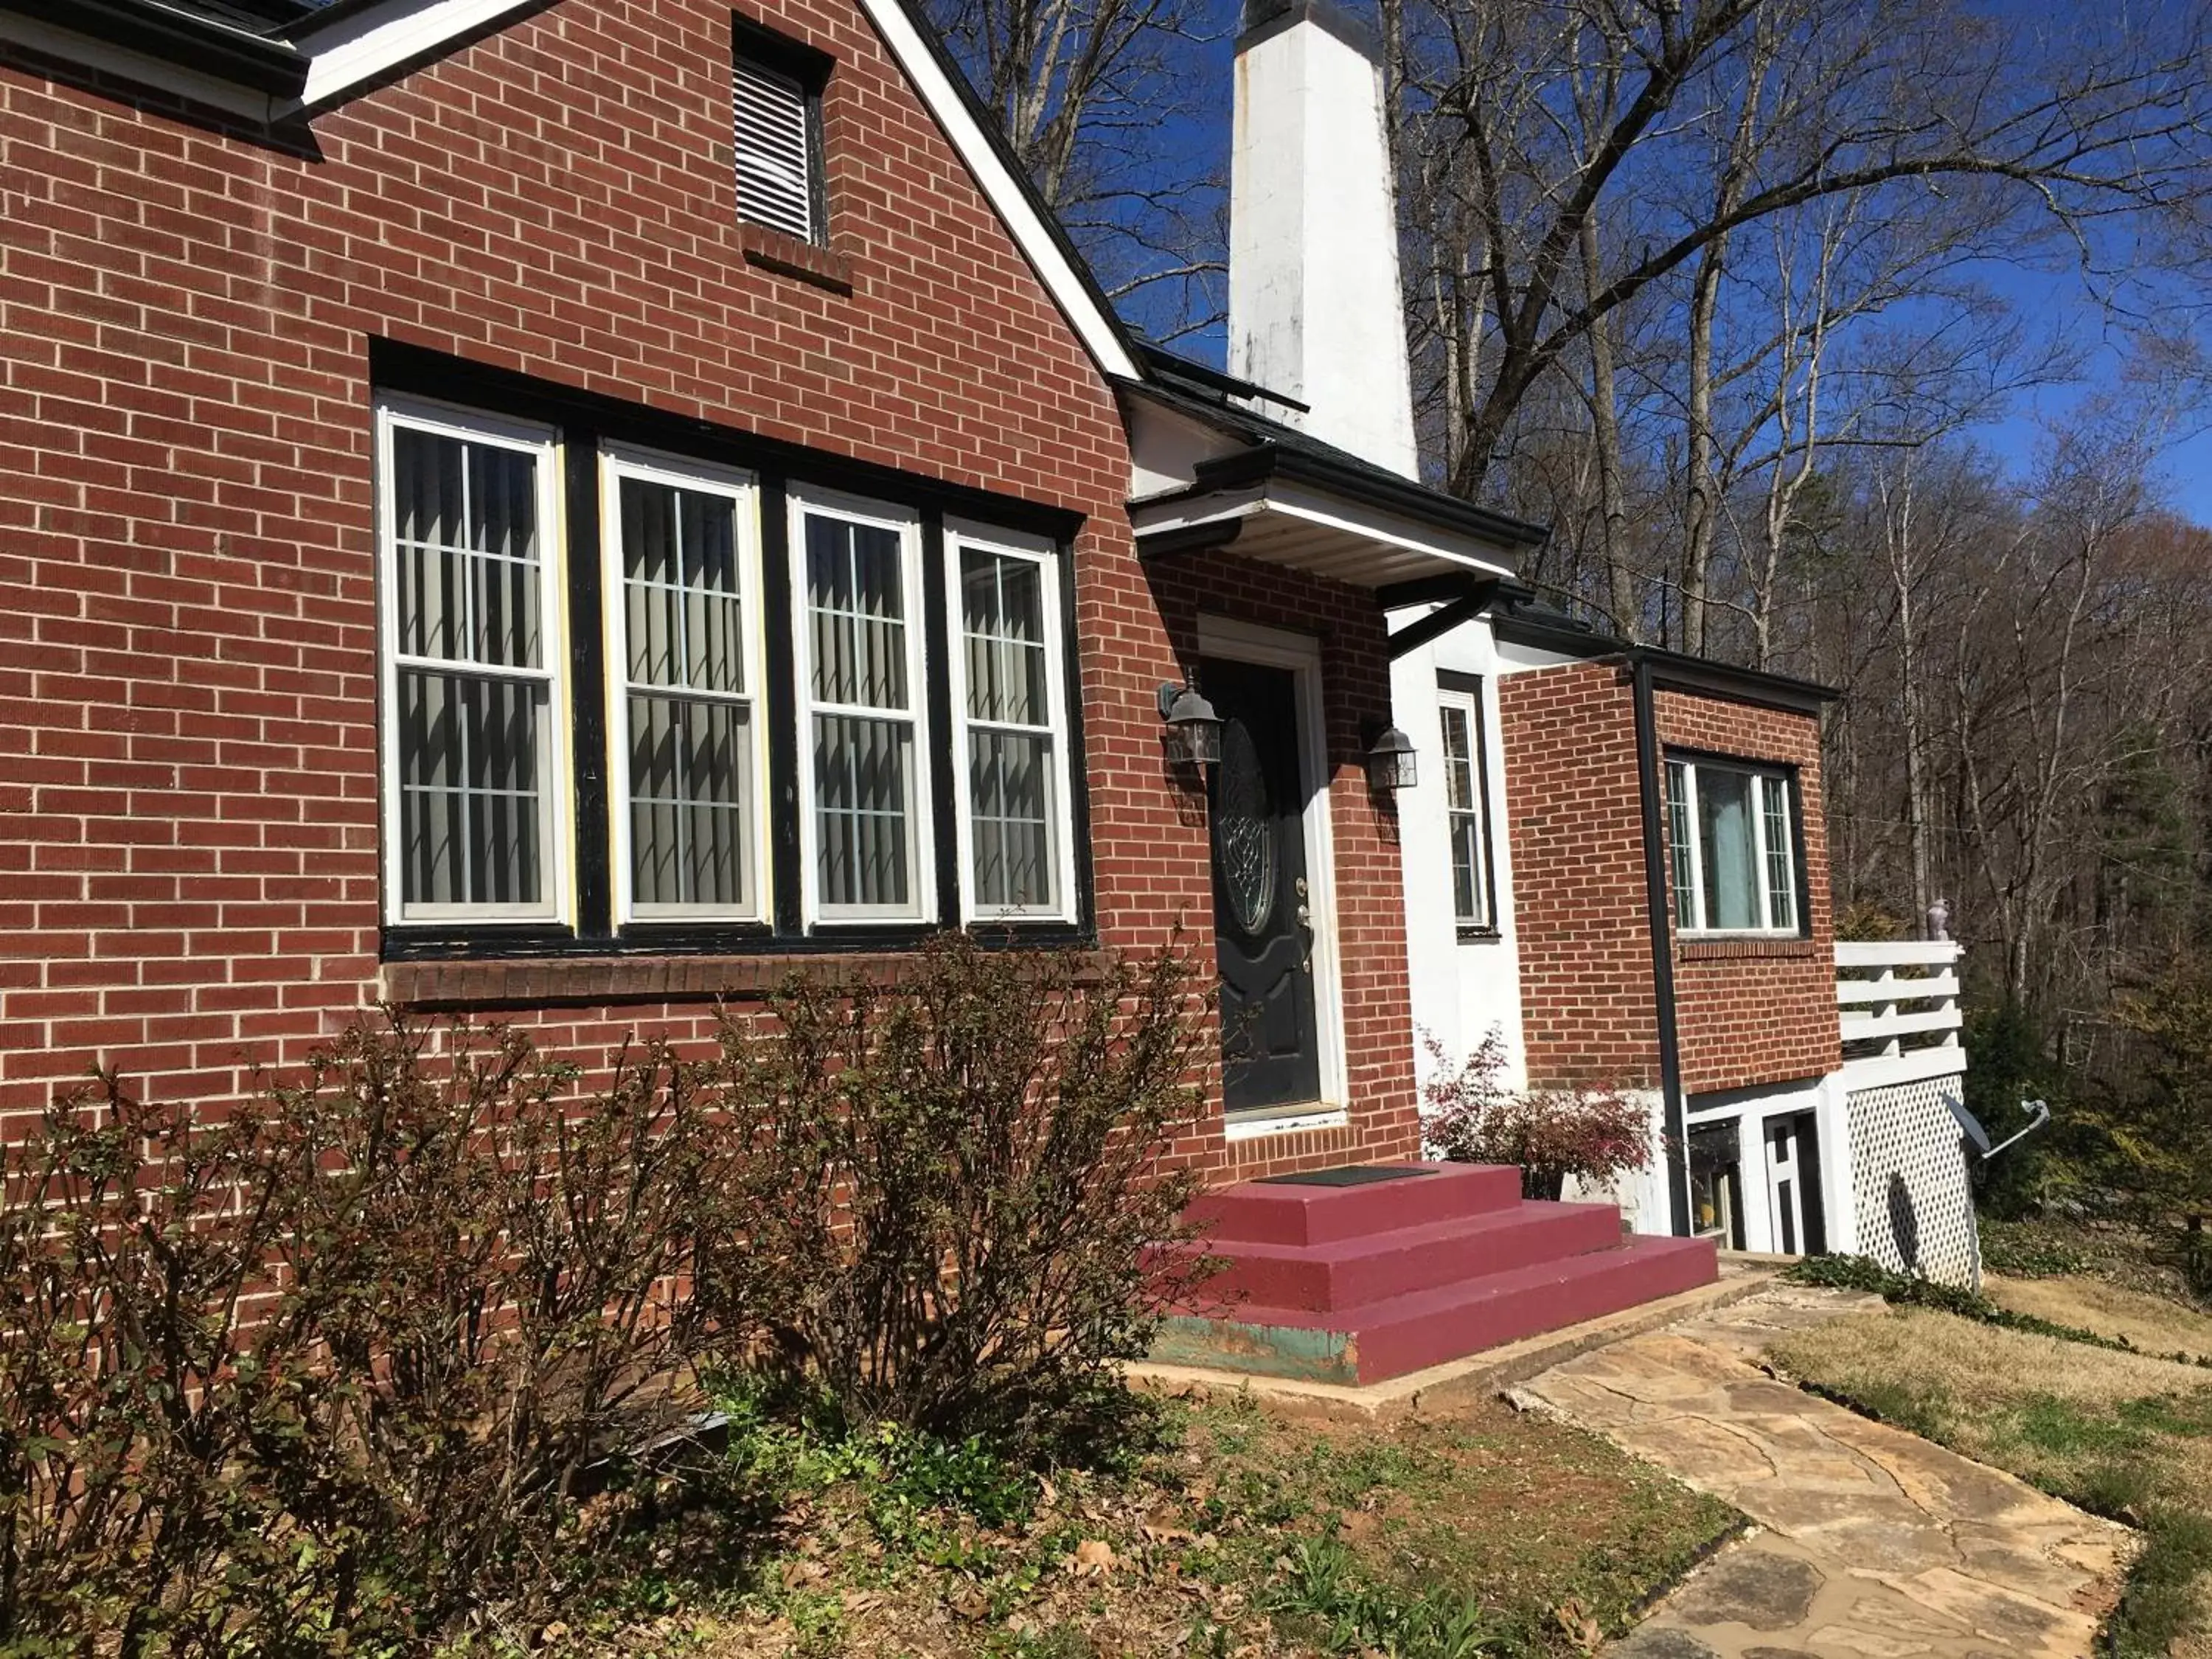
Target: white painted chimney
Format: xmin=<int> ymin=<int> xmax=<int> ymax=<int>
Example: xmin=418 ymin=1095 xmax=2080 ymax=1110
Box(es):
xmin=1228 ymin=0 xmax=1418 ymax=480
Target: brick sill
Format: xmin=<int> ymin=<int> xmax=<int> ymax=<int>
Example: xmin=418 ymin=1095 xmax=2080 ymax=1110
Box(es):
xmin=740 ymin=223 xmax=855 ymax=293
xmin=382 ymin=948 xmax=1112 ymax=1009
xmin=1676 ymin=936 xmax=1822 ymax=962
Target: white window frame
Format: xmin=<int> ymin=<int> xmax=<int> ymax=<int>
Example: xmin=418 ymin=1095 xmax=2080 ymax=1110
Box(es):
xmin=1436 ymin=686 xmax=1492 ymax=933
xmin=1667 ymin=756 xmax=1801 ymax=936
xmin=942 ymin=519 xmax=1078 ymax=924
xmin=374 ymin=395 xmax=570 ymax=928
xmin=788 ymin=486 xmax=934 ymax=927
xmin=599 ymin=445 xmax=770 ymax=925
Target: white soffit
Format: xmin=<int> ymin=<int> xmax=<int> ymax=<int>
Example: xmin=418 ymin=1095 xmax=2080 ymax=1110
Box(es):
xmin=289 ymin=0 xmax=542 ymax=109
xmin=1130 ymin=483 xmax=1517 ymax=588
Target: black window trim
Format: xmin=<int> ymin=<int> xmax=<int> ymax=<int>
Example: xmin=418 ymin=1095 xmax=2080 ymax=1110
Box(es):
xmin=1436 ymin=669 xmax=1500 ymax=942
xmin=369 ymin=340 xmax=1093 ymax=962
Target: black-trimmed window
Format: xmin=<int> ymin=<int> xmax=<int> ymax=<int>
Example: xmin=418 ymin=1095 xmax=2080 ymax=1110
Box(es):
xmin=732 ymin=18 xmax=830 ymax=243
xmin=370 ymin=371 xmax=1087 ymax=956
xmin=1665 ymin=755 xmax=1803 ymax=934
xmin=1436 ymin=672 xmax=1495 ymax=937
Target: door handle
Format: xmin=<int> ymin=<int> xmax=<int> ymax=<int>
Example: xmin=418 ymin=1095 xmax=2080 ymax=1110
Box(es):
xmin=1296 ymin=902 xmax=1313 ymax=973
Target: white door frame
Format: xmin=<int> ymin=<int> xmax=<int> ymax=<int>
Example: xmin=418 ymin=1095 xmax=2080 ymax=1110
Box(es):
xmin=1197 ymin=614 xmax=1351 ymax=1121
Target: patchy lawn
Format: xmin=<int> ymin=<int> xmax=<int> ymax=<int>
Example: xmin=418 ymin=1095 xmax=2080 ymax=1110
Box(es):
xmin=1983 ymin=1270 xmax=2212 ymax=1365
xmin=1767 ymin=1298 xmax=2212 ymax=1659
xmin=566 ymin=1392 xmax=1739 ymax=1658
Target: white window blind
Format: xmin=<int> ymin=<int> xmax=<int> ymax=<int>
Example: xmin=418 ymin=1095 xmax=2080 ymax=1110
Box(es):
xmin=376 ymin=400 xmax=566 ymax=925
xmin=733 ymin=55 xmax=817 ymax=241
xmin=602 ymin=449 xmax=765 ymax=922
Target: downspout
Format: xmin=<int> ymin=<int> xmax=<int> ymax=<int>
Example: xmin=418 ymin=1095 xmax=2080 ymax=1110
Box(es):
xmin=1630 ymin=655 xmax=1691 ymax=1236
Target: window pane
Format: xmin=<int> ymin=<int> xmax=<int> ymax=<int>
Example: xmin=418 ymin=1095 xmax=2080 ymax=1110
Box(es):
xmin=1666 ymin=762 xmax=1697 ymax=929
xmin=629 ymin=694 xmax=751 ymax=909
xmin=622 ymin=478 xmax=745 ymax=694
xmin=815 ymin=712 xmax=911 ymax=908
xmin=391 ymin=425 xmax=540 ymax=669
xmin=961 ymin=550 xmax=1048 ymax=726
xmin=1697 ymin=768 xmax=1760 ymax=930
xmin=1439 ymin=705 xmax=1475 ymax=811
xmin=397 ymin=668 xmax=542 ymax=908
xmin=807 ymin=515 xmax=907 ymax=709
xmin=971 ymin=728 xmax=1054 ymax=909
xmin=1450 ymin=812 xmax=1486 ymax=927
xmin=1763 ymin=775 xmax=1796 ymax=931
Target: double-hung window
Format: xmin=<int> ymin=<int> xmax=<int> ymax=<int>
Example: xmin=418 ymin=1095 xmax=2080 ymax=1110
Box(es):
xmin=1666 ymin=757 xmax=1801 ymax=934
xmin=947 ymin=522 xmax=1076 ymax=921
xmin=1436 ymin=684 xmax=1493 ymax=934
xmin=792 ymin=490 xmax=932 ymax=924
xmin=602 ymin=447 xmax=765 ymax=922
xmin=378 ymin=399 xmax=566 ymax=923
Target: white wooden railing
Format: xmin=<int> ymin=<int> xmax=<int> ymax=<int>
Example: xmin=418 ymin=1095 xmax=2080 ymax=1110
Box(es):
xmin=1835 ymin=939 xmax=1966 ymax=1091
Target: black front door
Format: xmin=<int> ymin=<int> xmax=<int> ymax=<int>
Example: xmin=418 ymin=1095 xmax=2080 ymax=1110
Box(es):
xmin=1203 ymin=656 xmax=1321 ymax=1114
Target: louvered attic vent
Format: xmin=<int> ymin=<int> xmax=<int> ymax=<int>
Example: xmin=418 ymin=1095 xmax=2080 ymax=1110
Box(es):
xmin=734 ymin=55 xmax=819 ymax=242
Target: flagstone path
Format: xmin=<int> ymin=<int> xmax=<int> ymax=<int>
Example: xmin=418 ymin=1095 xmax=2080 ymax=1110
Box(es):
xmin=1512 ymin=1284 xmax=2135 ymax=1659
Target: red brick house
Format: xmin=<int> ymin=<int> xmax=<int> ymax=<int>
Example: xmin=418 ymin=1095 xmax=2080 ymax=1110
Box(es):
xmin=2 ymin=0 xmax=1957 ymax=1382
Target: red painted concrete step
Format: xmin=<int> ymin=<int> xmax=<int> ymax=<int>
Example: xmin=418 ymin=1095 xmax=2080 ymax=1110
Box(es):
xmin=1197 ymin=1199 xmax=1626 ymax=1312
xmin=1155 ymin=1234 xmax=1720 ymax=1385
xmin=1183 ymin=1161 xmax=1520 ymax=1247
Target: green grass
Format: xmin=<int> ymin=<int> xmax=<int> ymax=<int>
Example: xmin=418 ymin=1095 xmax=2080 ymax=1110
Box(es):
xmin=579 ymin=1383 xmax=1742 ymax=1658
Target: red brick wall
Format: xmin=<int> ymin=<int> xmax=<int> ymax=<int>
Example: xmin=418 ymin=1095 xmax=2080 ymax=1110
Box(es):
xmin=1655 ymin=689 xmax=1838 ymax=1094
xmin=1495 ymin=662 xmax=1662 ymax=1091
xmin=1496 ymin=661 xmax=1840 ymax=1099
xmin=0 ymin=0 xmax=1413 ymax=1179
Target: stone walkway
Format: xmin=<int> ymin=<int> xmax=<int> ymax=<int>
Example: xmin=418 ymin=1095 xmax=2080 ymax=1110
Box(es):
xmin=1512 ymin=1285 xmax=2135 ymax=1659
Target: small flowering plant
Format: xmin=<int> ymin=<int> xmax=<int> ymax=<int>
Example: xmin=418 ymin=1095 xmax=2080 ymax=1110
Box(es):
xmin=1419 ymin=1029 xmax=1653 ymax=1201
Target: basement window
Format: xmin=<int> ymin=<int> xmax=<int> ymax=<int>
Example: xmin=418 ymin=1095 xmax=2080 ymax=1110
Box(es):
xmin=1666 ymin=757 xmax=1801 ymax=935
xmin=732 ymin=23 xmax=829 ymax=243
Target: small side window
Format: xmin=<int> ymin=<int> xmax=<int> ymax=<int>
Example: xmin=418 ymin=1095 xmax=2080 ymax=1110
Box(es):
xmin=1436 ymin=683 xmax=1495 ymax=935
xmin=732 ymin=21 xmax=830 ymax=243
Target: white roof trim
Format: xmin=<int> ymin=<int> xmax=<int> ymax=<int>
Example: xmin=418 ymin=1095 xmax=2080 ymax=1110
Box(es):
xmin=288 ymin=0 xmax=540 ymax=110
xmin=850 ymin=0 xmax=1140 ymax=382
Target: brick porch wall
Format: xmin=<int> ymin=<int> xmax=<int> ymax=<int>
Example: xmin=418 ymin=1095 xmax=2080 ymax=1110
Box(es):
xmin=1496 ymin=661 xmax=1840 ymax=1100
xmin=1654 ymin=689 xmax=1839 ymax=1094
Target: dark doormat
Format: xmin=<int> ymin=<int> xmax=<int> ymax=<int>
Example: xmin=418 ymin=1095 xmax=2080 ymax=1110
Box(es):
xmin=1256 ymin=1164 xmax=1436 ymax=1186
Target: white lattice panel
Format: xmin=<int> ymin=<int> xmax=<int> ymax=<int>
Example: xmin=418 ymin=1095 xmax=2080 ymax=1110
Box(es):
xmin=1847 ymin=1078 xmax=1980 ymax=1288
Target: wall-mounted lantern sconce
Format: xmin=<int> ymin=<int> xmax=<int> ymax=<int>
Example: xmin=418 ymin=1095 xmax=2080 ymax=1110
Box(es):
xmin=1157 ymin=681 xmax=1222 ymax=769
xmin=1364 ymin=723 xmax=1418 ymax=792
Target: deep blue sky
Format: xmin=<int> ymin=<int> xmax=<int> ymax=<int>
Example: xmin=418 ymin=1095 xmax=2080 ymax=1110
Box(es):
xmin=1118 ymin=0 xmax=2211 ymax=528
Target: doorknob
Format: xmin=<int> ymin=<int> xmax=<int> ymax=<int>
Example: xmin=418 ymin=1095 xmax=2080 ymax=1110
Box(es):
xmin=1296 ymin=902 xmax=1312 ymax=932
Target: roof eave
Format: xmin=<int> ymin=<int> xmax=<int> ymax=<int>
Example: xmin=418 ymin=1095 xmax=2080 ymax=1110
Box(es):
xmin=2 ymin=0 xmax=307 ymax=93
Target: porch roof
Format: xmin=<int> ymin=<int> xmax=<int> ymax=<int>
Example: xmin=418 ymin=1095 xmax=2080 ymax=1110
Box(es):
xmin=1121 ymin=368 xmax=1543 ymax=591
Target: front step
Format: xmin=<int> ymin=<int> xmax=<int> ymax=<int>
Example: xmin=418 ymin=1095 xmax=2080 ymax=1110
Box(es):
xmin=1163 ymin=1161 xmax=1721 ymax=1384
xmin=1157 ymin=1235 xmax=1719 ymax=1385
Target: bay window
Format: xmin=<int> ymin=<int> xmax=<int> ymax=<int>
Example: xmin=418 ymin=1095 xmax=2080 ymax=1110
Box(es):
xmin=372 ymin=367 xmax=1082 ymax=952
xmin=947 ymin=521 xmax=1075 ymax=921
xmin=378 ymin=400 xmax=566 ymax=923
xmin=1666 ymin=757 xmax=1801 ymax=934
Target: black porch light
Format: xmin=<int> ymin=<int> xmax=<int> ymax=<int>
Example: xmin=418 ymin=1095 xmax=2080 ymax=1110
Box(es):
xmin=1364 ymin=723 xmax=1417 ymax=792
xmin=1157 ymin=681 xmax=1222 ymax=768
